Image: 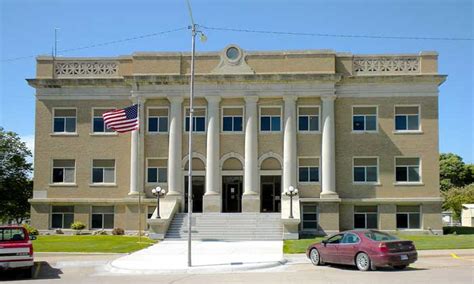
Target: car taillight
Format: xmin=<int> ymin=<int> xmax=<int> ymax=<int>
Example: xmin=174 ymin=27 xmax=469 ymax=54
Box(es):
xmin=378 ymin=242 xmax=389 ymax=253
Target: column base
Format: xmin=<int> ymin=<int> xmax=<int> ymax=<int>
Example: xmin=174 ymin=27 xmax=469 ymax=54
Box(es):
xmin=242 ymin=194 xmax=260 ymax=212
xmin=203 ymin=194 xmax=221 ymax=212
xmin=320 ymin=192 xmax=339 ymax=199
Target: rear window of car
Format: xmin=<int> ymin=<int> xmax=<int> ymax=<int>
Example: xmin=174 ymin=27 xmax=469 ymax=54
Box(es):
xmin=0 ymin=228 xmax=26 ymax=241
xmin=364 ymin=231 xmax=399 ymax=241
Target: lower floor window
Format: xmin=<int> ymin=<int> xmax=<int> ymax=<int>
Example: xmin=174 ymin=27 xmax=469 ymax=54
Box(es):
xmin=51 ymin=206 xmax=74 ymax=229
xmin=91 ymin=206 xmax=114 ymax=229
xmin=354 ymin=206 xmax=378 ymax=229
xmin=301 ymin=204 xmax=318 ymax=230
xmin=396 ymin=205 xmax=421 ymax=229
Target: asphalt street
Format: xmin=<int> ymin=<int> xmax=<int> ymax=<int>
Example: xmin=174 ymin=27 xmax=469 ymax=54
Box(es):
xmin=1 ymin=250 xmax=473 ymax=284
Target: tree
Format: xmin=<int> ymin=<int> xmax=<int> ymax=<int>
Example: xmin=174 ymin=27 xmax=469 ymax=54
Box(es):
xmin=442 ymin=184 xmax=474 ymax=221
xmin=439 ymin=153 xmax=473 ymax=191
xmin=0 ymin=127 xmax=33 ymax=224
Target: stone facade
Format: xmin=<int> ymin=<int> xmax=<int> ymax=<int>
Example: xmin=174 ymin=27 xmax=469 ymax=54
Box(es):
xmin=27 ymin=45 xmax=446 ymax=238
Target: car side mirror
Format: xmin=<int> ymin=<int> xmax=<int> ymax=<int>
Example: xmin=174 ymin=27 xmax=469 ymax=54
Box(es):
xmin=322 ymin=240 xmax=327 ymax=246
xmin=30 ymin=235 xmax=37 ymax=240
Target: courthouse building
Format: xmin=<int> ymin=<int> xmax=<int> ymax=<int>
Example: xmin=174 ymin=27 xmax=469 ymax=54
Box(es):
xmin=27 ymin=45 xmax=446 ymax=239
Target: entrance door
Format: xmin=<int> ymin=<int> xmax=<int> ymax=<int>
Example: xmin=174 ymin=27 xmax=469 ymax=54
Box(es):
xmin=260 ymin=176 xmax=281 ymax=212
xmin=184 ymin=176 xmax=205 ymax=213
xmin=222 ymin=176 xmax=243 ymax=213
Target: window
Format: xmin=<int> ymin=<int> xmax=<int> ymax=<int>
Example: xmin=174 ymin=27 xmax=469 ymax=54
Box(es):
xmin=147 ymin=159 xmax=167 ymax=183
xmin=341 ymin=233 xmax=360 ymax=244
xmin=185 ymin=108 xmax=206 ymax=132
xmin=395 ymin=157 xmax=421 ymax=183
xmin=397 ymin=205 xmax=421 ymax=229
xmin=51 ymin=206 xmax=74 ymax=229
xmin=395 ymin=106 xmax=420 ymax=131
xmin=0 ymin=228 xmax=26 ymax=241
xmin=354 ymin=206 xmax=378 ymax=229
xmin=326 ymin=234 xmax=344 ymax=244
xmin=365 ymin=230 xmax=399 ymax=241
xmin=92 ymin=108 xmax=115 ymax=133
xmin=222 ymin=107 xmax=243 ymax=132
xmin=301 ymin=204 xmax=318 ymax=230
xmin=298 ymin=106 xmax=320 ymax=132
xmin=52 ymin=159 xmax=75 ymax=184
xmin=148 ymin=108 xmax=168 ymax=133
xmin=353 ymin=106 xmax=377 ymax=132
xmin=92 ymin=159 xmax=115 ymax=184
xmin=91 ymin=206 xmax=114 ymax=229
xmin=260 ymin=107 xmax=281 ymax=132
xmin=53 ymin=108 xmax=76 ymax=133
xmin=353 ymin=157 xmax=378 ymax=183
xmin=298 ymin=158 xmax=320 ymax=183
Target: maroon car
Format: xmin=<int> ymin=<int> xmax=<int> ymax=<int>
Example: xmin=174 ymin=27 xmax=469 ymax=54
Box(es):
xmin=306 ymin=230 xmax=417 ymax=271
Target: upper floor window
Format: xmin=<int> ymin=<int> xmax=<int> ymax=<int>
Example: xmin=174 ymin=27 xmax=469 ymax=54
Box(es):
xmin=185 ymin=107 xmax=206 ymax=132
xmin=298 ymin=106 xmax=320 ymax=132
xmin=353 ymin=157 xmax=378 ymax=183
xmin=92 ymin=159 xmax=115 ymax=184
xmin=147 ymin=158 xmax=167 ymax=183
xmin=222 ymin=107 xmax=243 ymax=132
xmin=395 ymin=157 xmax=421 ymax=183
xmin=353 ymin=106 xmax=377 ymax=132
xmin=51 ymin=206 xmax=74 ymax=229
xmin=298 ymin=157 xmax=320 ymax=183
xmin=396 ymin=205 xmax=421 ymax=229
xmin=53 ymin=108 xmax=76 ymax=133
xmin=148 ymin=108 xmax=168 ymax=133
xmin=354 ymin=206 xmax=378 ymax=229
xmin=92 ymin=108 xmax=115 ymax=133
xmin=52 ymin=159 xmax=75 ymax=184
xmin=395 ymin=106 xmax=420 ymax=131
xmin=260 ymin=107 xmax=281 ymax=132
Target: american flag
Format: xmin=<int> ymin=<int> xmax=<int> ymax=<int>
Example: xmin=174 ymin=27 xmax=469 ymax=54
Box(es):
xmin=103 ymin=104 xmax=139 ymax=133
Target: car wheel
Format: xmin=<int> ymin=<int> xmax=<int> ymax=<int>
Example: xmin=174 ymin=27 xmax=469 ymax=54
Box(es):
xmin=393 ymin=265 xmax=407 ymax=270
xmin=355 ymin=252 xmax=372 ymax=271
xmin=309 ymin=248 xmax=321 ymax=266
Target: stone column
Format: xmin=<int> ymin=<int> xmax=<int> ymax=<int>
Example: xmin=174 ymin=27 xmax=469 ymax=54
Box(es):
xmin=167 ymin=96 xmax=184 ymax=196
xmin=203 ymin=96 xmax=221 ymax=212
xmin=129 ymin=97 xmax=145 ymax=195
xmin=129 ymin=125 xmax=139 ymax=195
xmin=242 ymin=96 xmax=259 ymax=212
xmin=321 ymin=95 xmax=338 ymax=198
xmin=283 ymin=96 xmax=297 ymax=193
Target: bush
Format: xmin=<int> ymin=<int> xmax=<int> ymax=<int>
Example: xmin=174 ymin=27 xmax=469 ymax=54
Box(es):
xmin=22 ymin=224 xmax=38 ymax=236
xmin=443 ymin=226 xmax=474 ymax=235
xmin=70 ymin=221 xmax=86 ymax=235
xmin=112 ymin=228 xmax=125 ymax=235
xmin=93 ymin=229 xmax=107 ymax=235
xmin=55 ymin=229 xmax=64 ymax=234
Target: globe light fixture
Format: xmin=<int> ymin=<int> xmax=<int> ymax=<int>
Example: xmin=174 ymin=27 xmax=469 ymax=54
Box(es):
xmin=152 ymin=186 xmax=167 ymax=219
xmin=285 ymin=186 xmax=299 ymax=219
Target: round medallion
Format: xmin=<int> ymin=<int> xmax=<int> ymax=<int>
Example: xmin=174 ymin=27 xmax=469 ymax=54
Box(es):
xmin=226 ymin=47 xmax=240 ymax=61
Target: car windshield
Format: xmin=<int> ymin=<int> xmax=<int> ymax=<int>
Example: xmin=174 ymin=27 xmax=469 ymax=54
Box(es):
xmin=0 ymin=228 xmax=26 ymax=242
xmin=364 ymin=230 xmax=399 ymax=241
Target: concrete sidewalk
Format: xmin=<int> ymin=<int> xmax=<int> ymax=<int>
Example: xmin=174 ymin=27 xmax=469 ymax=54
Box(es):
xmin=108 ymin=240 xmax=285 ymax=274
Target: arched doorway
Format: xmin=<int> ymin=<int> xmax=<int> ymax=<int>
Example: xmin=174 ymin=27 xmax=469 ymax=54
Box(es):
xmin=221 ymin=157 xmax=244 ymax=213
xmin=183 ymin=156 xmax=206 ymax=213
xmin=260 ymin=156 xmax=282 ymax=213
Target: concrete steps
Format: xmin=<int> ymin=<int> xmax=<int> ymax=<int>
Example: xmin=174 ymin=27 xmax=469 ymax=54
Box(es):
xmin=165 ymin=213 xmax=283 ymax=240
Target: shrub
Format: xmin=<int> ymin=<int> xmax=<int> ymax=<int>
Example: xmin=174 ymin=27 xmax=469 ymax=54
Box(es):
xmin=70 ymin=221 xmax=86 ymax=235
xmin=443 ymin=226 xmax=474 ymax=235
xmin=93 ymin=229 xmax=107 ymax=235
xmin=23 ymin=224 xmax=39 ymax=236
xmin=112 ymin=228 xmax=125 ymax=235
xmin=55 ymin=229 xmax=64 ymax=234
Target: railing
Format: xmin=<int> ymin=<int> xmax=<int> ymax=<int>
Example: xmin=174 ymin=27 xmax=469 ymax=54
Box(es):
xmin=54 ymin=60 xmax=119 ymax=78
xmin=353 ymin=56 xmax=420 ymax=75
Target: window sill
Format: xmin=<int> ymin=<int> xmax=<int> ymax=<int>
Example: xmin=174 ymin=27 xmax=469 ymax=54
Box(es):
xmin=89 ymin=183 xmax=117 ymax=188
xmin=298 ymin=182 xmax=321 ymax=185
xmin=259 ymin=131 xmax=282 ymax=134
xmin=146 ymin=182 xmax=168 ymax=186
xmin=396 ymin=228 xmax=422 ymax=231
xmin=352 ymin=182 xmax=381 ymax=186
xmin=49 ymin=183 xmax=77 ymax=187
xmin=50 ymin=133 xmax=78 ymax=137
xmin=89 ymin=133 xmax=118 ymax=136
xmin=221 ymin=132 xmax=244 ymax=135
xmin=393 ymin=130 xmax=424 ymax=135
xmin=351 ymin=131 xmax=378 ymax=134
xmin=393 ymin=182 xmax=424 ymax=186
xmin=183 ymin=132 xmax=206 ymax=135
xmin=146 ymin=132 xmax=169 ymax=135
xmin=297 ymin=131 xmax=321 ymax=134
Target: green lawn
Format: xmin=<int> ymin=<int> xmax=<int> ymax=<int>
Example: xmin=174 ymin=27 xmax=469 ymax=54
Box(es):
xmin=284 ymin=234 xmax=474 ymax=254
xmin=32 ymin=235 xmax=157 ymax=253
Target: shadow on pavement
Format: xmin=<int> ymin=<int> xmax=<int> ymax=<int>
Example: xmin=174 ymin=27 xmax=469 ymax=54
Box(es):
xmin=0 ymin=261 xmax=62 ymax=281
xmin=325 ymin=263 xmax=428 ymax=272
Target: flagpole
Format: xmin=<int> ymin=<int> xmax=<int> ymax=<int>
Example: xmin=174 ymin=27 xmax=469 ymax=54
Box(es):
xmin=137 ymin=101 xmax=142 ymax=244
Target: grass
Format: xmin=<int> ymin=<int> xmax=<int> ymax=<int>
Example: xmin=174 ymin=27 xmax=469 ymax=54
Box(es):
xmin=283 ymin=234 xmax=474 ymax=254
xmin=32 ymin=235 xmax=157 ymax=253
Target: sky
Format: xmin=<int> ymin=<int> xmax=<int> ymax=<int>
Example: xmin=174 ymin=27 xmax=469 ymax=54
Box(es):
xmin=0 ymin=0 xmax=473 ymax=163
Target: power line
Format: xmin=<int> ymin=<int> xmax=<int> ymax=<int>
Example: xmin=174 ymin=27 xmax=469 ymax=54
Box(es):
xmin=201 ymin=25 xmax=474 ymax=41
xmin=0 ymin=27 xmax=188 ymax=63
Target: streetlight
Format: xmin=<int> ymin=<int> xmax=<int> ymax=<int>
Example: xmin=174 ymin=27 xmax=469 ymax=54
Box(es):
xmin=151 ymin=186 xmax=167 ymax=219
xmin=285 ymin=186 xmax=299 ymax=219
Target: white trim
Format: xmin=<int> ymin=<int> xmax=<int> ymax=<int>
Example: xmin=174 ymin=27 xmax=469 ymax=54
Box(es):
xmin=297 ymin=105 xmax=321 ymax=134
xmin=147 ymin=106 xmax=169 ymax=135
xmin=145 ymin=157 xmax=168 ymax=185
xmin=91 ymin=107 xmax=117 ymax=135
xmin=297 ymin=156 xmax=321 ymax=185
xmin=219 ymin=152 xmax=245 ymax=170
xmin=394 ymin=156 xmax=422 ymax=184
xmin=91 ymin=159 xmax=116 ymax=185
xmin=394 ymin=104 xmax=422 ymax=133
xmin=221 ymin=106 xmax=245 ymax=134
xmin=183 ymin=106 xmax=207 ymax=134
xmin=351 ymin=105 xmax=378 ymax=133
xmin=352 ymin=156 xmax=380 ymax=185
xmin=258 ymin=152 xmax=283 ymax=169
xmin=52 ymin=107 xmax=78 ymax=134
xmin=259 ymin=105 xmax=282 ymax=134
xmin=181 ymin=152 xmax=207 ymax=169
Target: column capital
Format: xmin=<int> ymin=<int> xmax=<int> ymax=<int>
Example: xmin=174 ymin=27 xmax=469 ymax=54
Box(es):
xmin=167 ymin=96 xmax=184 ymax=104
xmin=244 ymin=95 xmax=259 ymax=103
xmin=283 ymin=95 xmax=297 ymax=102
xmin=321 ymin=95 xmax=337 ymax=102
xmin=205 ymin=96 xmax=221 ymax=103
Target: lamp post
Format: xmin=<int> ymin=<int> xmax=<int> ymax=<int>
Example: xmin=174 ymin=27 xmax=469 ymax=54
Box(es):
xmin=285 ymin=186 xmax=299 ymax=219
xmin=151 ymin=186 xmax=167 ymax=219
